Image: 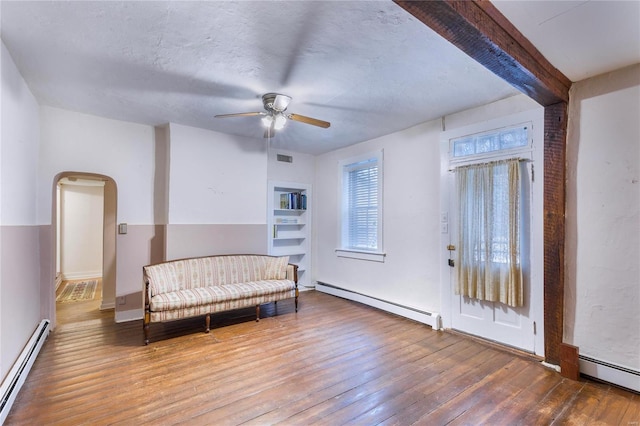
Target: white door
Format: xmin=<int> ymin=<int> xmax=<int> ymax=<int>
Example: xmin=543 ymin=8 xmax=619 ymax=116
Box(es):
xmin=446 ymin=161 xmax=535 ymax=352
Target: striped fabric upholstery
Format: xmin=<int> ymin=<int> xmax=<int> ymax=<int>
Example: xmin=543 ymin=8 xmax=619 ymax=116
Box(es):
xmin=204 ymin=255 xmax=266 ymax=286
xmin=144 ymin=255 xmax=294 ymax=320
xmin=149 ymin=280 xmax=294 ymax=312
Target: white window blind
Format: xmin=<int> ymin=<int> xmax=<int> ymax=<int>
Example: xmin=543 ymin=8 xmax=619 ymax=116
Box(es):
xmin=339 ymin=151 xmax=384 ymax=258
xmin=346 ymin=159 xmax=378 ymax=250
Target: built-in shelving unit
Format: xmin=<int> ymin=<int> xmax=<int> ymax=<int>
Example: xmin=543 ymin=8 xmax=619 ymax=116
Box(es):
xmin=268 ymin=181 xmax=311 ymax=288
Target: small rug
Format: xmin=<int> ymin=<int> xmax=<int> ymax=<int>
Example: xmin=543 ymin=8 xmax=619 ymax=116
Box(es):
xmin=56 ymin=280 xmax=97 ymax=303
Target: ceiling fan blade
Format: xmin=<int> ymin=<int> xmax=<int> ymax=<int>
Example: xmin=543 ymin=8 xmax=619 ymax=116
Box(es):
xmin=215 ymin=112 xmax=264 ymax=118
xmin=272 ymin=94 xmax=292 ymax=112
xmin=288 ymin=113 xmax=331 ymax=128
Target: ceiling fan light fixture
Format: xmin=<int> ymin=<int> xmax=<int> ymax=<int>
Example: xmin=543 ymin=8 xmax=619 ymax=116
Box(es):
xmin=274 ymin=113 xmax=287 ymax=130
xmin=216 ymin=93 xmax=330 ymax=136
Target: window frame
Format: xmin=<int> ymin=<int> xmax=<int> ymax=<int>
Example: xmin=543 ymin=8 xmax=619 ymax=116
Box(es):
xmin=336 ymin=150 xmax=385 ymax=262
xmin=449 ymin=123 xmax=532 ymax=166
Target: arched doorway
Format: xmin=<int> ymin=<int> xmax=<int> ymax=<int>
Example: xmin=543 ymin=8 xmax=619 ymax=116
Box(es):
xmin=51 ymin=172 xmax=117 ymax=327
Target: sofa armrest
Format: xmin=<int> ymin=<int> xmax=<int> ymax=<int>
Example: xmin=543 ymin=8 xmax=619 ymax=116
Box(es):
xmin=286 ymin=263 xmax=298 ymax=284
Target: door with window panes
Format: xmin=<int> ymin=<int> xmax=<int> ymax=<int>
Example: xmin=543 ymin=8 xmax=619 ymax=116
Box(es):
xmin=446 ymin=124 xmax=536 ymax=352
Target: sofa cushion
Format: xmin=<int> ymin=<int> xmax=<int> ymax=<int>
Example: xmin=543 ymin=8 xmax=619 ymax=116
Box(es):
xmin=149 ymin=279 xmax=295 ymax=312
xmin=211 ymin=255 xmax=265 ymax=284
xmin=144 ymin=260 xmax=186 ymax=295
xmin=264 ymin=256 xmax=290 ymax=280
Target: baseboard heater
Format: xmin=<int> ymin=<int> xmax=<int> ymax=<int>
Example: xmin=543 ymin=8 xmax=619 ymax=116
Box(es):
xmin=0 ymin=319 xmax=51 ymax=424
xmin=579 ymin=355 xmax=640 ymax=393
xmin=315 ymin=282 xmax=441 ymax=330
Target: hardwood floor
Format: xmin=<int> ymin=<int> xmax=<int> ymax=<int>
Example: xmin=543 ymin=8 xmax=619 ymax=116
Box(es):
xmin=6 ymin=290 xmax=639 ymax=425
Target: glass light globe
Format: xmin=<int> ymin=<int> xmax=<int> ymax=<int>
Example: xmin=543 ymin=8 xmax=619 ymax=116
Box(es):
xmin=274 ymin=114 xmax=287 ymax=130
xmin=261 ymin=115 xmax=273 ymax=127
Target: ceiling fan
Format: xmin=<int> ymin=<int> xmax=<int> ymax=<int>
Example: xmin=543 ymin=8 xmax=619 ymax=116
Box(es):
xmin=215 ymin=93 xmax=330 ymax=138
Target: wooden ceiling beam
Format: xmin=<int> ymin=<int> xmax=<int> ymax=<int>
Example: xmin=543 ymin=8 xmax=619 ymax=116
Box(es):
xmin=394 ymin=0 xmax=571 ymax=105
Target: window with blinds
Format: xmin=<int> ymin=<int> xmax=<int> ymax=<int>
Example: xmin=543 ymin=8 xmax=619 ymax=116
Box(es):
xmin=339 ymin=151 xmax=383 ymax=255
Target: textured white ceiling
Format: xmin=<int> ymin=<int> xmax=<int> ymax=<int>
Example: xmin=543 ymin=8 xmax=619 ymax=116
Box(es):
xmin=493 ymin=0 xmax=640 ymax=82
xmin=2 ymin=1 xmax=637 ymax=155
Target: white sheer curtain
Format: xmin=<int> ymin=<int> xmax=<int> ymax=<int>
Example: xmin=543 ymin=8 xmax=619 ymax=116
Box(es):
xmin=455 ymin=158 xmax=523 ymax=307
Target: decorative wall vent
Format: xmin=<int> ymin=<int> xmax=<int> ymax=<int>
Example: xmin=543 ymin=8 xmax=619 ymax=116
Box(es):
xmin=277 ymin=154 xmax=293 ymax=163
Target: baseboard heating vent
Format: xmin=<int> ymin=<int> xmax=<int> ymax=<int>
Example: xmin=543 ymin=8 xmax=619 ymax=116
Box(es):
xmin=316 ymin=282 xmax=441 ymax=330
xmin=0 ymin=319 xmax=50 ymax=424
xmin=579 ymin=355 xmax=640 ymax=393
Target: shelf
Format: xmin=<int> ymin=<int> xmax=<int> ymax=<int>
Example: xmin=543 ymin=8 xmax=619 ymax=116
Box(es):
xmin=272 ymin=248 xmax=306 ymax=257
xmin=272 ymin=226 xmax=305 ymax=240
xmin=269 ymin=180 xmax=311 ymax=288
xmin=290 ymin=262 xmax=306 ymax=273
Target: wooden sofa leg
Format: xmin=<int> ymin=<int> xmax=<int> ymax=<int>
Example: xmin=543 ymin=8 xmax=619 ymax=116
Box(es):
xmin=256 ymin=305 xmax=260 ymax=322
xmin=143 ymin=309 xmax=150 ymax=345
xmin=205 ymin=314 xmax=210 ymax=333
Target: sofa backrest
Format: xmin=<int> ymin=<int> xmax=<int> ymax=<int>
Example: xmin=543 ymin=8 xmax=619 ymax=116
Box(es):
xmin=144 ymin=255 xmax=290 ymax=296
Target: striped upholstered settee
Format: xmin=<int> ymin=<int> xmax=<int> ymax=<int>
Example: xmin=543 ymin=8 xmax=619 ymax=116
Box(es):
xmin=142 ymin=254 xmax=298 ymax=344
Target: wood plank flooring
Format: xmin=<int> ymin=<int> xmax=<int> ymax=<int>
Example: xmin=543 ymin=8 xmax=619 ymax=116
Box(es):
xmin=5 ymin=289 xmax=639 ymax=425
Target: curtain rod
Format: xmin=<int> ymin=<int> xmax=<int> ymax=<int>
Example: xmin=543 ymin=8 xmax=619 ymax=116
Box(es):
xmin=448 ymin=157 xmax=531 ymax=172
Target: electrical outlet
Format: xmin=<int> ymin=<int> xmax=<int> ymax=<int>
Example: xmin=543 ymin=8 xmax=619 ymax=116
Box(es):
xmin=117 ymin=296 xmax=126 ymax=305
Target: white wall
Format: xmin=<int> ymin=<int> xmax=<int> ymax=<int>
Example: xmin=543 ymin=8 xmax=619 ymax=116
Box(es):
xmin=59 ymin=182 xmax=104 ymax=280
xmin=314 ymin=119 xmax=443 ymax=313
xmin=0 ymin=41 xmax=41 ymax=380
xmin=1 ymin=44 xmax=38 ymax=226
xmin=444 ymin=94 xmax=542 ymax=130
xmin=38 ymin=106 xmax=155 ymax=225
xmin=267 ymin=147 xmax=315 ymax=185
xmin=164 ymin=123 xmax=269 ymax=260
xmin=167 ymin=123 xmax=267 ymax=225
xmin=566 ymin=64 xmax=640 ymax=371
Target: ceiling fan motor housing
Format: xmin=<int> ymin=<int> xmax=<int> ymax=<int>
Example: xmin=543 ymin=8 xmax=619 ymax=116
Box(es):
xmin=263 ymin=93 xmax=292 ymax=112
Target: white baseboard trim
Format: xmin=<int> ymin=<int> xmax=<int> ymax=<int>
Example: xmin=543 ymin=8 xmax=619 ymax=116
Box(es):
xmin=315 ymin=282 xmax=441 ymax=330
xmin=62 ymin=271 xmax=102 ymax=281
xmin=115 ymin=308 xmax=143 ymax=323
xmin=579 ymin=355 xmax=640 ymax=392
xmin=100 ymin=301 xmax=115 ymax=310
